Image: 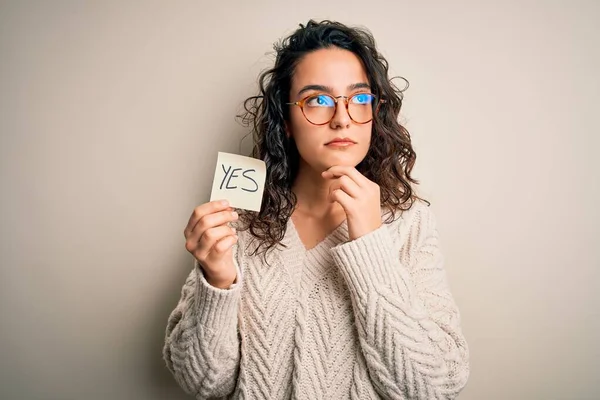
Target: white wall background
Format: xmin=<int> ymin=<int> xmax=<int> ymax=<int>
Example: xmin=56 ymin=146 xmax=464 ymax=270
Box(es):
xmin=1 ymin=1 xmax=598 ymax=399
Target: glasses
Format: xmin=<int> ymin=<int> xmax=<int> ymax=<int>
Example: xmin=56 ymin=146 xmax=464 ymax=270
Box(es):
xmin=286 ymin=92 xmax=385 ymax=125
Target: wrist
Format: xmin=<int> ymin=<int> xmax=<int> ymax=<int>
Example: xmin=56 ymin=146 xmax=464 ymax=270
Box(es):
xmin=205 ymin=271 xmax=237 ymax=289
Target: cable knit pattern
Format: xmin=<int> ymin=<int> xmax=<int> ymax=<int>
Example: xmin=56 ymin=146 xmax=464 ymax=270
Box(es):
xmin=163 ymin=235 xmax=244 ymax=399
xmin=331 ymin=204 xmax=470 ymax=399
xmin=163 ymin=200 xmax=469 ymax=399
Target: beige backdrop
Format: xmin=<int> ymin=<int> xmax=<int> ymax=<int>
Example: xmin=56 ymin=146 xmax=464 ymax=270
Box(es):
xmin=1 ymin=1 xmax=598 ymax=399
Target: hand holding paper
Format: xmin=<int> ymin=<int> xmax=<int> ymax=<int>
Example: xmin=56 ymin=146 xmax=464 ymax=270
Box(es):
xmin=183 ymin=200 xmax=239 ymax=289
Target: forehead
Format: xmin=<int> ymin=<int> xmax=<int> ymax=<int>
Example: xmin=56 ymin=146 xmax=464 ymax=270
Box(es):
xmin=291 ymin=48 xmax=368 ymax=93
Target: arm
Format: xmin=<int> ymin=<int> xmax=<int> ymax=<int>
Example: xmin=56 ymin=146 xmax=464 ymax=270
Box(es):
xmin=163 ymin=256 xmax=242 ymax=399
xmin=331 ymin=204 xmax=469 ymax=399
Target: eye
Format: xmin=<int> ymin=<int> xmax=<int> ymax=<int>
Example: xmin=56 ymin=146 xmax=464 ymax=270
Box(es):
xmin=306 ymin=94 xmax=335 ymax=107
xmin=351 ymin=93 xmax=374 ymax=105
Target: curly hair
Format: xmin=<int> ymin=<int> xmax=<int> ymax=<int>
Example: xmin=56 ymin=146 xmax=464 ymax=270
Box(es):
xmin=237 ymin=19 xmax=428 ymax=258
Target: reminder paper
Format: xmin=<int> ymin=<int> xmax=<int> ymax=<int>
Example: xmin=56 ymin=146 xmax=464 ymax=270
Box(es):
xmin=209 ymin=152 xmax=266 ymax=212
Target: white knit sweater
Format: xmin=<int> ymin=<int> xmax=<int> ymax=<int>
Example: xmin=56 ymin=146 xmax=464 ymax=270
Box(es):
xmin=163 ymin=201 xmax=470 ymax=399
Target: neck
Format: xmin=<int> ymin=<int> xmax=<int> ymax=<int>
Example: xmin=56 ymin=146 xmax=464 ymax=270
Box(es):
xmin=291 ymin=160 xmax=344 ymax=218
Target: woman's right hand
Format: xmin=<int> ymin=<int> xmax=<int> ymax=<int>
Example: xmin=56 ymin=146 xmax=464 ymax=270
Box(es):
xmin=184 ymin=200 xmax=239 ymax=289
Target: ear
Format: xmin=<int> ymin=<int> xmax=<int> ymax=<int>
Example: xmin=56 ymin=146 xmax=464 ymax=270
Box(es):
xmin=284 ymin=121 xmax=292 ymax=138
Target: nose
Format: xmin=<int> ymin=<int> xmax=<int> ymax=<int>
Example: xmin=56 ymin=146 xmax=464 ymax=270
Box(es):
xmin=330 ymin=97 xmax=351 ymax=129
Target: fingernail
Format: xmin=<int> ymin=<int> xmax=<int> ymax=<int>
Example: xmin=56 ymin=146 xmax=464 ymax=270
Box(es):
xmin=231 ymin=211 xmax=238 ymax=218
xmin=221 ymin=200 xmax=229 ymax=206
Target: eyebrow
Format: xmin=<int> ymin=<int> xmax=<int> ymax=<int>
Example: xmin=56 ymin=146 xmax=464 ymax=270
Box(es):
xmin=297 ymin=82 xmax=371 ymax=97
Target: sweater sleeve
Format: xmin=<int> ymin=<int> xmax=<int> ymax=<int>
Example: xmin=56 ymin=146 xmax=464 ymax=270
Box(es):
xmin=163 ymin=247 xmax=243 ymax=399
xmin=330 ymin=204 xmax=469 ymax=399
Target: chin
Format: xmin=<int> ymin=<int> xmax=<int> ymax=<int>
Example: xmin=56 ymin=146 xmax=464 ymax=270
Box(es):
xmin=321 ymin=153 xmax=365 ymax=169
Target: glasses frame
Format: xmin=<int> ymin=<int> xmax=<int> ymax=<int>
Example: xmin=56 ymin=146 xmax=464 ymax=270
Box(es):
xmin=286 ymin=92 xmax=386 ymax=126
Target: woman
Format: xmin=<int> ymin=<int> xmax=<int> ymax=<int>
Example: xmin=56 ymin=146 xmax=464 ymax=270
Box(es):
xmin=164 ymin=20 xmax=470 ymax=399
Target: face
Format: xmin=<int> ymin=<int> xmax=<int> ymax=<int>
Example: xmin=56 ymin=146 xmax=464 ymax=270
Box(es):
xmin=287 ymin=47 xmax=373 ymax=174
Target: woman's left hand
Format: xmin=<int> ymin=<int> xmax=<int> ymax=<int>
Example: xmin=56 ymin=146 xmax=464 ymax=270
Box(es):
xmin=322 ymin=166 xmax=382 ymax=241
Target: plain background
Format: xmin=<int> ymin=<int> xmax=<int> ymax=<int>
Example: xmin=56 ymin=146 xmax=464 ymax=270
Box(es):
xmin=1 ymin=1 xmax=598 ymax=399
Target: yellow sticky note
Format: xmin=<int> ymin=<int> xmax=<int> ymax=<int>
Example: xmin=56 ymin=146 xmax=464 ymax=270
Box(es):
xmin=209 ymin=152 xmax=266 ymax=212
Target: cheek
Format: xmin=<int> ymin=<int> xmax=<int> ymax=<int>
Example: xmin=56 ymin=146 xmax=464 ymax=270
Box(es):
xmin=289 ymin=110 xmax=317 ymax=145
xmin=361 ymin=124 xmax=373 ymax=149
xmin=293 ymin=126 xmax=321 ymax=154
xmin=288 ymin=108 xmax=308 ymax=135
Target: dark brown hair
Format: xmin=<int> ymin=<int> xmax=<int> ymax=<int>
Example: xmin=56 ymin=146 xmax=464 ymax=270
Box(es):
xmin=237 ymin=19 xmax=427 ymax=258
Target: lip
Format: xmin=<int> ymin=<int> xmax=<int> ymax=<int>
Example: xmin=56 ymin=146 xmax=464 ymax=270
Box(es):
xmin=325 ymin=138 xmax=356 ymax=146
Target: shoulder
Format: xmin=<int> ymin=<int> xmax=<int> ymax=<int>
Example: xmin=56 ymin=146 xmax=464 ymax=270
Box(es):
xmin=383 ymin=199 xmax=439 ymax=246
xmin=385 ymin=198 xmax=435 ymax=226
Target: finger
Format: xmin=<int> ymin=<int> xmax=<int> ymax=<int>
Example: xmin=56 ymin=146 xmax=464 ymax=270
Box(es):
xmin=188 ymin=209 xmax=238 ymax=243
xmin=322 ymin=166 xmax=367 ymax=187
xmin=328 ymin=180 xmax=341 ymax=200
xmin=330 ymin=187 xmax=353 ymax=210
xmin=200 ymin=224 xmax=237 ymax=246
xmin=194 ymin=225 xmax=237 ymax=261
xmin=329 ymin=175 xmax=360 ymax=198
xmin=208 ymin=234 xmax=238 ymax=258
xmin=184 ymin=200 xmax=230 ymax=237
